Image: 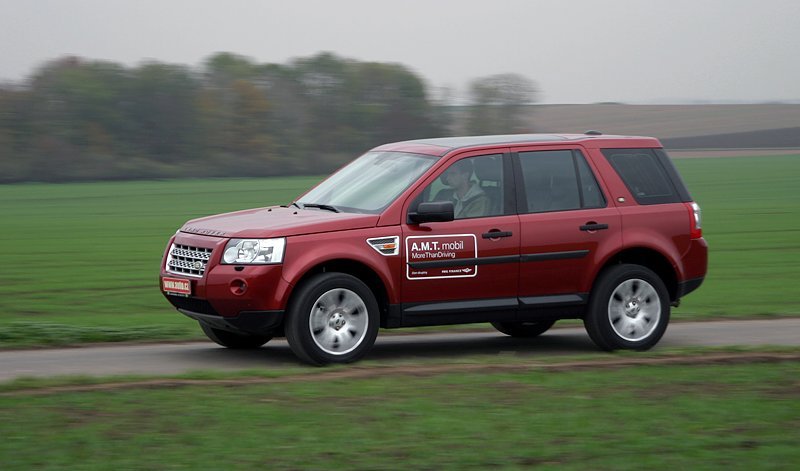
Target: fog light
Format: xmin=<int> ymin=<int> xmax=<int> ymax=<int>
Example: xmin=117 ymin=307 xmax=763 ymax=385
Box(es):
xmin=229 ymin=279 xmax=248 ymax=295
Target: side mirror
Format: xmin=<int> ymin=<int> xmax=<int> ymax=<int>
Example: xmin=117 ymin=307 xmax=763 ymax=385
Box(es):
xmin=408 ymin=201 xmax=455 ymax=224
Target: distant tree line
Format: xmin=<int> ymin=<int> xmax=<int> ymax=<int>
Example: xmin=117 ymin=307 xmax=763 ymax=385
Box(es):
xmin=0 ymin=52 xmax=536 ymax=183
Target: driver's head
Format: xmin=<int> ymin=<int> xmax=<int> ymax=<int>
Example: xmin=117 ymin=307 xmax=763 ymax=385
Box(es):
xmin=443 ymin=159 xmax=474 ymax=188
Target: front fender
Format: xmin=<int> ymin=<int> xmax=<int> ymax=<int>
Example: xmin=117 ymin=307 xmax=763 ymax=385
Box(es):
xmin=279 ymin=228 xmax=403 ymax=307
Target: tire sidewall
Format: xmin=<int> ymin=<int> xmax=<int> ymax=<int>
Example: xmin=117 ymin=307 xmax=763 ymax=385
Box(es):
xmin=286 ymin=273 xmax=380 ymax=365
xmin=586 ymin=264 xmax=670 ymax=350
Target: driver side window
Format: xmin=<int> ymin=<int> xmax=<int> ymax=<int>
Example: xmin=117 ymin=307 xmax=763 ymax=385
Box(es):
xmin=422 ymin=154 xmax=504 ymax=219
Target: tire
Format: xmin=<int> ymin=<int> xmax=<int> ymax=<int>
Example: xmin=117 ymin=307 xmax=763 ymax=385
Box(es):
xmin=491 ymin=320 xmax=555 ymax=338
xmin=200 ymin=323 xmax=272 ymax=349
xmin=584 ymin=264 xmax=670 ymax=351
xmin=285 ymin=273 xmax=380 ymax=366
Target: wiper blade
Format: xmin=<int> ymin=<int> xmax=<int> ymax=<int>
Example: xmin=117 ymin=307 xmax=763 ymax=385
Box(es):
xmin=302 ymin=203 xmax=340 ymax=213
xmin=290 ymin=201 xmax=303 ymax=209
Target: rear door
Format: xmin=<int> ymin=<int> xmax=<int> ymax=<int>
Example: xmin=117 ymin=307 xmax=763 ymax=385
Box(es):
xmin=400 ymin=150 xmax=520 ymax=325
xmin=514 ymin=146 xmax=622 ymax=308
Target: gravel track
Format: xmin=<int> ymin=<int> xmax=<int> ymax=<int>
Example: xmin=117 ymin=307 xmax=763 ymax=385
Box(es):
xmin=2 ymin=318 xmax=799 ymax=383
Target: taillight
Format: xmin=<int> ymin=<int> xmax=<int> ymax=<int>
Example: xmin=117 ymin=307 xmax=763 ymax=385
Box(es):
xmin=686 ymin=202 xmax=702 ymax=239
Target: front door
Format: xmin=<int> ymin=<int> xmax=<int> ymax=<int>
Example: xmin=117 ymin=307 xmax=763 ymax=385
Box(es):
xmin=400 ymin=151 xmax=520 ymax=326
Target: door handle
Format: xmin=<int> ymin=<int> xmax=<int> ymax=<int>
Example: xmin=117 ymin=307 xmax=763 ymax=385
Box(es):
xmin=579 ymin=223 xmax=609 ymax=232
xmin=482 ymin=230 xmax=513 ymax=239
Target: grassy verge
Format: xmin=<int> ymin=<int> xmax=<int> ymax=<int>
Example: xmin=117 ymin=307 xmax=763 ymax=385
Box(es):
xmin=1 ymin=356 xmax=798 ymax=469
xmin=0 ymin=155 xmax=798 ymax=347
xmin=2 ymin=345 xmax=798 ymax=394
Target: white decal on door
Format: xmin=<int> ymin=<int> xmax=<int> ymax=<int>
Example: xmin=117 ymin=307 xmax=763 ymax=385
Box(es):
xmin=405 ymin=234 xmax=478 ymax=280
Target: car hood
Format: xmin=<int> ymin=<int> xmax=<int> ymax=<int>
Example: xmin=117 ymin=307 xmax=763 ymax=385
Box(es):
xmin=180 ymin=206 xmax=380 ymax=239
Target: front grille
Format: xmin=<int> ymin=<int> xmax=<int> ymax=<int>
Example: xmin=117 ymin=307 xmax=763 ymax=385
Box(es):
xmin=166 ymin=244 xmax=213 ymax=277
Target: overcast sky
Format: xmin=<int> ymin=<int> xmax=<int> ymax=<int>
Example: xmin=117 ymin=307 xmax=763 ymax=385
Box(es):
xmin=1 ymin=0 xmax=798 ymax=104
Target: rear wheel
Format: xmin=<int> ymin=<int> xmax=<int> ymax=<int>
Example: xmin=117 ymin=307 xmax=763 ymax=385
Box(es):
xmin=584 ymin=264 xmax=670 ymax=351
xmin=200 ymin=323 xmax=272 ymax=349
xmin=491 ymin=320 xmax=555 ymax=338
xmin=285 ymin=273 xmax=379 ymax=366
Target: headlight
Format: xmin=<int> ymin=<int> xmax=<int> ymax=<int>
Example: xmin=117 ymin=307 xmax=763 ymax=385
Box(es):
xmin=222 ymin=238 xmax=286 ymax=264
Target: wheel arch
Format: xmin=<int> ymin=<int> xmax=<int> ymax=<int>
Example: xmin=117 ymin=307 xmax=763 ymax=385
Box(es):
xmin=288 ymin=258 xmax=392 ymax=328
xmin=594 ymin=247 xmax=680 ymax=302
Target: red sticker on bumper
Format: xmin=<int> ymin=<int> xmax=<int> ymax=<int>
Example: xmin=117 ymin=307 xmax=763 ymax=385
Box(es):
xmin=162 ymin=277 xmax=191 ymax=296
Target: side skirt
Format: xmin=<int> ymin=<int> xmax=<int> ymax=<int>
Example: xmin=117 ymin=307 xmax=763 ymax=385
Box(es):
xmin=391 ymin=293 xmax=589 ymax=328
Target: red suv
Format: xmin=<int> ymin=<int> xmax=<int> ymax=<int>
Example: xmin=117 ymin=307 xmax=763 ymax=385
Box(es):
xmin=160 ymin=133 xmax=707 ymax=365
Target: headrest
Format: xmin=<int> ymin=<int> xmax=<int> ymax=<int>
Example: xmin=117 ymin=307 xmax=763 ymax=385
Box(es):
xmin=473 ymin=156 xmax=502 ymax=182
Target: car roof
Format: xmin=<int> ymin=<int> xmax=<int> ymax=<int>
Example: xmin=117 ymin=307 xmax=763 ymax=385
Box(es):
xmin=372 ymin=133 xmax=661 ymax=156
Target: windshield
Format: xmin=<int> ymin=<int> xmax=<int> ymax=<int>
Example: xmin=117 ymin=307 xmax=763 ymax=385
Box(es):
xmin=298 ymin=151 xmax=437 ymax=213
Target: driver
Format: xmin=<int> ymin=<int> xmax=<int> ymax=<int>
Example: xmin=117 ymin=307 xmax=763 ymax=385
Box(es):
xmin=443 ymin=159 xmax=490 ymax=219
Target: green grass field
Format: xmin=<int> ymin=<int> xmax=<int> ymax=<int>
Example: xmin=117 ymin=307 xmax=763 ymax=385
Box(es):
xmin=1 ymin=360 xmax=798 ymax=469
xmin=0 ymin=176 xmax=322 ymax=344
xmin=674 ymin=155 xmax=800 ymax=317
xmin=0 ymin=155 xmax=798 ymax=346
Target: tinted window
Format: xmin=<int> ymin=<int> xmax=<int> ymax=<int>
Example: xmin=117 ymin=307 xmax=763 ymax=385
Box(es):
xmin=601 ymin=149 xmax=680 ymax=205
xmin=420 ymin=154 xmax=504 ymax=219
xmin=654 ymin=149 xmax=693 ymax=202
xmin=519 ymin=150 xmax=580 ymax=212
xmin=575 ymin=152 xmax=606 ymax=209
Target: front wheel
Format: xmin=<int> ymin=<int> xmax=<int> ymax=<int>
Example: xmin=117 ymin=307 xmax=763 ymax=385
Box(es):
xmin=584 ymin=264 xmax=670 ymax=351
xmin=285 ymin=273 xmax=379 ymax=366
xmin=200 ymin=323 xmax=272 ymax=349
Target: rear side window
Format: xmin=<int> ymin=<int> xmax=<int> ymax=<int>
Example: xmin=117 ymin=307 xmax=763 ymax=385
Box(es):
xmin=518 ymin=150 xmax=606 ymax=213
xmin=601 ymin=148 xmax=685 ymax=205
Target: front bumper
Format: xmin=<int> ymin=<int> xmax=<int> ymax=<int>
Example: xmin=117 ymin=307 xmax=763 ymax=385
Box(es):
xmin=169 ymin=299 xmax=284 ymax=336
xmin=160 ymin=233 xmax=294 ymax=333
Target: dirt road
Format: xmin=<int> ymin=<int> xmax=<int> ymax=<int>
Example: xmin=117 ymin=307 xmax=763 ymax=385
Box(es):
xmin=2 ymin=318 xmax=799 ymax=382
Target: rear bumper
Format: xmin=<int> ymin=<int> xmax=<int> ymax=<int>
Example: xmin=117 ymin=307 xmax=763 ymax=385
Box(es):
xmin=677 ymin=276 xmax=705 ymax=298
xmin=682 ymin=237 xmax=708 ymax=281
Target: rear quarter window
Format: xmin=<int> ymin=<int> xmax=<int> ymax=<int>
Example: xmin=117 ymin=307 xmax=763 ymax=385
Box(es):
xmin=601 ymin=148 xmax=687 ymax=205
